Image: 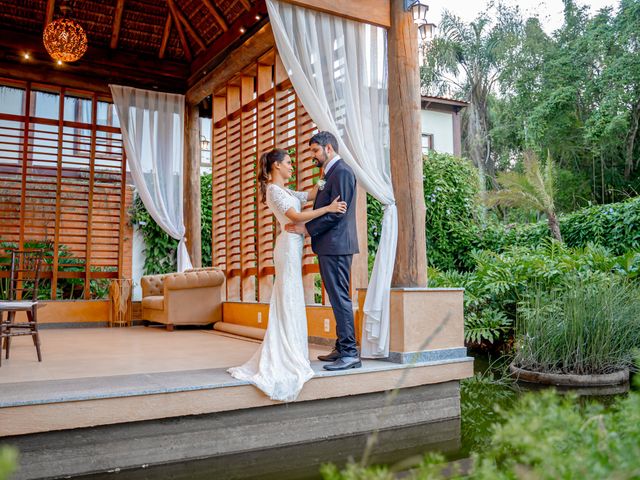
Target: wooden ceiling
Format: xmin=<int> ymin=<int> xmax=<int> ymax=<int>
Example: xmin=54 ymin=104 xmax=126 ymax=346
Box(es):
xmin=0 ymin=0 xmax=268 ymax=93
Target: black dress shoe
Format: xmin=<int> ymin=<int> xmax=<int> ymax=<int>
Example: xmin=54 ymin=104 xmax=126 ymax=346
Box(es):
xmin=323 ymin=356 xmax=362 ymax=371
xmin=317 ymin=349 xmax=341 ymax=362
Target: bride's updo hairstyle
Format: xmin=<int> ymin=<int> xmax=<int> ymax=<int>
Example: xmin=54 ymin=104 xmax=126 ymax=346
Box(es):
xmin=258 ymin=148 xmax=288 ymax=204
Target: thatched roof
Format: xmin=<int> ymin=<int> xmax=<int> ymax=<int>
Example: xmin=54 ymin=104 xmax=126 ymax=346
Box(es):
xmin=0 ymin=0 xmax=267 ymax=92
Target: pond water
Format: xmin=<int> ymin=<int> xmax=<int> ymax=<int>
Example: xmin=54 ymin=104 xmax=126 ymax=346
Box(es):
xmin=77 ymin=354 xmax=634 ymax=480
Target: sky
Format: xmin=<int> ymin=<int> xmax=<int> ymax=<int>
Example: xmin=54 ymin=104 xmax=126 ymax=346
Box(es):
xmin=425 ymin=0 xmax=620 ymax=34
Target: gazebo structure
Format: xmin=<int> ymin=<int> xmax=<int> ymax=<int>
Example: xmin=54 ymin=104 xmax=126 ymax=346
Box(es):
xmin=0 ymin=1 xmax=471 ymax=477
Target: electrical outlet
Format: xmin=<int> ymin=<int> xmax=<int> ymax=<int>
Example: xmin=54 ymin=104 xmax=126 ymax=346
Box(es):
xmin=323 ymin=318 xmax=331 ymax=333
xmin=257 ymin=312 xmax=262 ymax=324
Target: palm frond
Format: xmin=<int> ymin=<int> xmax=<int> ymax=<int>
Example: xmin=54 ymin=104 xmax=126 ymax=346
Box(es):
xmin=487 ymin=150 xmax=557 ymax=216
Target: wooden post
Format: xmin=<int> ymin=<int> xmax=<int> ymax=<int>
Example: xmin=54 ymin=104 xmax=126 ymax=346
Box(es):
xmin=388 ymin=0 xmax=427 ymax=288
xmin=184 ymin=102 xmax=202 ymax=268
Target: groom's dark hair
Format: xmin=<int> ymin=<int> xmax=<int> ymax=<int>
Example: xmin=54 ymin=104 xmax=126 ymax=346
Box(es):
xmin=309 ymin=131 xmax=339 ymax=154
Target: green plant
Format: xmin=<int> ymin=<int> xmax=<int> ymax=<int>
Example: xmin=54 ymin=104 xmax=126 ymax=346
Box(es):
xmin=323 ymin=363 xmax=640 ymax=479
xmin=423 ymin=152 xmax=482 ymax=271
xmin=130 ymin=173 xmax=214 ymax=275
xmin=514 ymin=277 xmax=640 ymax=375
xmin=481 ymin=196 xmax=640 ymax=254
xmin=429 ymin=241 xmax=640 ymax=347
xmin=464 ymin=309 xmax=512 ymax=345
xmin=487 ymin=150 xmax=562 ymax=241
xmin=369 ymin=153 xmax=482 ymax=272
xmin=0 ymin=446 xmax=17 ymax=480
xmin=0 ymin=241 xmax=112 ymax=300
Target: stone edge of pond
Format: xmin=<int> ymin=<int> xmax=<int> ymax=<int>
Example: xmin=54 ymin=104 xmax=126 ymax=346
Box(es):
xmin=509 ymin=363 xmax=629 ymax=387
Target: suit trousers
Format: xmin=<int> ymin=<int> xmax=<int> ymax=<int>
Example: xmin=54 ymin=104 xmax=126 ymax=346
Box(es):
xmin=318 ymin=254 xmax=358 ymax=357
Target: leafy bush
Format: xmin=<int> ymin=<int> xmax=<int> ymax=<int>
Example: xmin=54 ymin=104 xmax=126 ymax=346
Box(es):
xmin=130 ymin=174 xmax=213 ymax=275
xmin=514 ymin=278 xmax=640 ymax=375
xmin=424 ymin=152 xmax=482 ymax=271
xmin=368 ymin=152 xmax=481 ymax=271
xmin=428 ymin=240 xmax=640 ymax=346
xmin=482 ymin=196 xmax=640 ymax=254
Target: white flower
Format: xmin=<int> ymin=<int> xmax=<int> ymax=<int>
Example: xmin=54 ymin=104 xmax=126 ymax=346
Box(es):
xmin=318 ymin=179 xmax=326 ymax=190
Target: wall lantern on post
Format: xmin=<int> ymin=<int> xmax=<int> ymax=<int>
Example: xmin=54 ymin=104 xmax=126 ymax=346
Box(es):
xmin=418 ymin=22 xmax=436 ymax=43
xmin=404 ymin=0 xmax=429 ymax=25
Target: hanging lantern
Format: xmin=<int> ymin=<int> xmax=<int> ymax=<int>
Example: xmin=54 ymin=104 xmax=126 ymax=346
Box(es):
xmin=43 ymin=3 xmax=88 ymax=63
xmin=200 ymin=135 xmax=211 ymax=152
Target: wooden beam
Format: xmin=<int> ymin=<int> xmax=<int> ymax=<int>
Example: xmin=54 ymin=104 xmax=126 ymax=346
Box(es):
xmin=238 ymin=0 xmax=251 ymax=11
xmin=171 ymin=0 xmax=206 ymax=50
xmin=167 ymin=0 xmax=193 ymax=62
xmin=159 ymin=13 xmax=172 ymax=59
xmin=45 ymin=0 xmax=55 ymax=26
xmin=110 ymin=0 xmax=126 ymax=49
xmin=278 ymin=0 xmax=390 ymax=28
xmin=186 ymin=23 xmax=273 ymax=104
xmin=201 ymin=0 xmax=229 ymax=32
xmin=388 ymin=0 xmax=426 ymax=287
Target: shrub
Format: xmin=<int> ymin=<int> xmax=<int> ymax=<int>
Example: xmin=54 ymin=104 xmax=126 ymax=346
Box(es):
xmin=423 ymin=152 xmax=482 ymax=271
xmin=0 ymin=241 xmax=112 ymax=300
xmin=428 ymin=240 xmax=640 ymax=347
xmin=130 ymin=174 xmax=213 ymax=275
xmin=368 ymin=152 xmax=482 ymax=272
xmin=482 ymin=196 xmax=640 ymax=253
xmin=514 ymin=278 xmax=640 ymax=375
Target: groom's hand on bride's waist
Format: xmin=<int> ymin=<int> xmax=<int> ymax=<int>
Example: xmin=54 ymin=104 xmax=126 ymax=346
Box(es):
xmin=285 ymin=223 xmax=307 ymax=235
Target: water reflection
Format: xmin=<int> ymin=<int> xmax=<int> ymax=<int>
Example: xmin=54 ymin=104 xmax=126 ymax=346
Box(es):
xmin=78 ymin=419 xmax=461 ymax=480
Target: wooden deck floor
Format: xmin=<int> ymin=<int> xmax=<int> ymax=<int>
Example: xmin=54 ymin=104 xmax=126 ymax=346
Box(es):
xmin=0 ymin=327 xmax=473 ymax=438
xmin=0 ymin=326 xmax=315 ymax=383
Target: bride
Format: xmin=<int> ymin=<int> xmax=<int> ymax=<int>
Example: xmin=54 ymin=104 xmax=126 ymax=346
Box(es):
xmin=228 ymin=148 xmax=347 ymax=402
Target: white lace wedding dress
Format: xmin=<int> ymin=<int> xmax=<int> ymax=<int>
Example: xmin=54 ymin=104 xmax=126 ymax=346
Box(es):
xmin=227 ymin=183 xmax=315 ymax=402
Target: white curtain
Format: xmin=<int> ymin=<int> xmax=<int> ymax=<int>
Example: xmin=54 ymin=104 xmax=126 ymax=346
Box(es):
xmin=110 ymin=85 xmax=192 ymax=272
xmin=267 ymin=0 xmax=398 ymax=358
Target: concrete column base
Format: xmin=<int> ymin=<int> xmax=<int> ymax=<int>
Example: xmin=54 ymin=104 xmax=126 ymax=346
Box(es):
xmin=358 ymin=287 xmax=467 ymax=364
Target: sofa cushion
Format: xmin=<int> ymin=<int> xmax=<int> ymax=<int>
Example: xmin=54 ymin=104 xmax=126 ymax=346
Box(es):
xmin=142 ymin=295 xmax=164 ymax=311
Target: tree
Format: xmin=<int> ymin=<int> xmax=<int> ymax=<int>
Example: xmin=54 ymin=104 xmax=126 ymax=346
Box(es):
xmin=421 ymin=5 xmax=522 ymax=188
xmin=494 ymin=0 xmax=640 ymax=203
xmin=487 ymin=151 xmax=563 ymax=242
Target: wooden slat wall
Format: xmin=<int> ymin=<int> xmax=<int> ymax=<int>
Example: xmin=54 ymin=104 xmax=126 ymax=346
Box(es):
xmin=209 ymin=49 xmax=326 ymax=304
xmin=0 ymin=79 xmax=126 ymax=299
xmin=211 ymin=95 xmax=227 ymax=277
xmin=255 ymin=63 xmax=276 ymax=303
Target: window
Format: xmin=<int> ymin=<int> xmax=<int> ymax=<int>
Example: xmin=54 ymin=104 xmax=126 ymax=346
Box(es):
xmin=421 ymin=133 xmax=434 ymax=154
xmin=0 ymin=79 xmax=127 ymax=300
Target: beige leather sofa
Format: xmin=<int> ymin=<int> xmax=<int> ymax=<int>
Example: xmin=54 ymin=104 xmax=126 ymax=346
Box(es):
xmin=140 ymin=267 xmax=225 ymax=331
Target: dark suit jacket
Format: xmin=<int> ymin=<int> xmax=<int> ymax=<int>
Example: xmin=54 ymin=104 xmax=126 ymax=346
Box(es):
xmin=306 ymin=159 xmax=359 ymax=256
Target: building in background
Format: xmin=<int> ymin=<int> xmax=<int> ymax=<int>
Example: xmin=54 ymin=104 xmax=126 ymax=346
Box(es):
xmin=420 ymin=95 xmax=468 ymax=156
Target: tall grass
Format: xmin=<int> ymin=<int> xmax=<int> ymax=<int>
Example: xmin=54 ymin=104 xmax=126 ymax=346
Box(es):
xmin=513 ymin=278 xmax=640 ymax=375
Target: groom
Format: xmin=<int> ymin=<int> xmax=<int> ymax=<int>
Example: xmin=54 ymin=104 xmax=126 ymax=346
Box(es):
xmin=285 ymin=131 xmax=361 ymax=371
